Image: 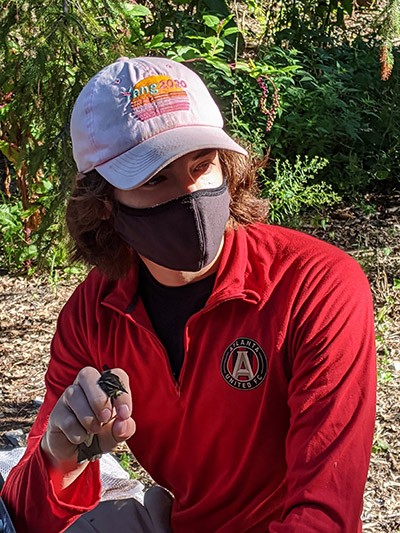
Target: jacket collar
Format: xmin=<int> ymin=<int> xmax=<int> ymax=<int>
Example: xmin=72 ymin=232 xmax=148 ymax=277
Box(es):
xmin=206 ymin=225 xmax=262 ymax=308
xmin=101 ymin=225 xmax=264 ymax=316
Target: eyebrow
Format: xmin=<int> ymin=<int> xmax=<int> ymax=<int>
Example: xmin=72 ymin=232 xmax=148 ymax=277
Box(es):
xmin=162 ymin=149 xmax=216 ymax=170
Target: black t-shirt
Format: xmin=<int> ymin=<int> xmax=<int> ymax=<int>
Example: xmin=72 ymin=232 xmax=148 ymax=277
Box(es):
xmin=138 ymin=262 xmax=216 ymax=380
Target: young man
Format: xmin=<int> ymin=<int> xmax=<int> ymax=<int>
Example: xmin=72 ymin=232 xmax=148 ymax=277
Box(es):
xmin=1 ymin=56 xmax=376 ymax=532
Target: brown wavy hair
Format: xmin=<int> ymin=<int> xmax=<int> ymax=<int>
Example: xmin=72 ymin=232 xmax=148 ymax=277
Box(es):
xmin=66 ymin=149 xmax=269 ymax=279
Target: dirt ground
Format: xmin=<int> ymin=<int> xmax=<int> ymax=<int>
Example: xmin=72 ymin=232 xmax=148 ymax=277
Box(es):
xmin=0 ymin=193 xmax=399 ymax=531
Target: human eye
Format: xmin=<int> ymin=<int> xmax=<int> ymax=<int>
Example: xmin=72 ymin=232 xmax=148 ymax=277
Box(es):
xmin=191 ymin=149 xmax=218 ymax=176
xmin=192 ymin=156 xmax=216 ymax=176
xmin=142 ymin=174 xmax=167 ymax=188
xmin=194 ymin=161 xmax=211 ymax=173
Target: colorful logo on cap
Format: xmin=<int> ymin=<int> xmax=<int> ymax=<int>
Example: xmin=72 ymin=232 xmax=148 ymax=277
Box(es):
xmin=121 ymin=75 xmax=190 ymax=121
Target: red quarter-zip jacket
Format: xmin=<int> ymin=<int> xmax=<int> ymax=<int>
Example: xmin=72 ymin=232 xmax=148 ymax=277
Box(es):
xmin=2 ymin=223 xmax=376 ymax=532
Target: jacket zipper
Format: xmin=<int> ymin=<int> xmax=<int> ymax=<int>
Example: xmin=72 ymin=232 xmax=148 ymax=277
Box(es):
xmin=103 ymin=290 xmax=259 ymax=396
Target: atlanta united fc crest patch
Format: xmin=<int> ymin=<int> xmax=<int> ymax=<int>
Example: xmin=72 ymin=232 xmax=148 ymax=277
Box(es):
xmin=221 ymin=337 xmax=268 ymax=390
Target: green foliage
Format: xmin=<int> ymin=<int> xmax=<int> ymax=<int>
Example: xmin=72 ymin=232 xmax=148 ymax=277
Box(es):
xmin=376 ymin=332 xmax=392 ymax=383
xmin=377 ymin=0 xmax=400 ymax=76
xmin=379 ymin=0 xmax=400 ymax=45
xmin=148 ymin=12 xmax=241 ymax=75
xmin=275 ymin=0 xmax=355 ymax=44
xmin=193 ymin=38 xmax=398 ymax=194
xmin=0 ymin=0 xmax=153 ymax=272
xmin=118 ymin=452 xmax=139 ymax=479
xmin=240 ymin=0 xmax=359 ymax=48
xmin=0 ymin=195 xmax=26 ymax=270
xmin=0 ymin=0 xmax=151 ymax=171
xmin=0 ymin=191 xmax=68 ymax=274
xmin=199 ymin=37 xmax=399 ymax=194
xmin=259 ymin=40 xmax=400 ymax=192
xmin=260 ymin=155 xmax=341 ymax=226
xmin=0 ymin=1 xmax=398 ymax=274
xmin=204 ymin=46 xmax=301 ymax=155
xmin=372 ymin=438 xmax=389 ymax=453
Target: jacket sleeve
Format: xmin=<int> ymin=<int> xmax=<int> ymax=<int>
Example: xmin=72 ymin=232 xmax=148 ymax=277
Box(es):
xmin=1 ymin=278 xmax=102 ymax=533
xmin=269 ymin=255 xmax=376 ymax=532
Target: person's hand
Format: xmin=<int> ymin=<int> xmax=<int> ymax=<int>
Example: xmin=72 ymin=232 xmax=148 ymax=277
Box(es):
xmin=41 ymin=366 xmax=136 ymax=473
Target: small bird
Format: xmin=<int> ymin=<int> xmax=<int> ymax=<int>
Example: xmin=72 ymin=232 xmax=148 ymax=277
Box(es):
xmin=97 ymin=365 xmax=128 ymax=400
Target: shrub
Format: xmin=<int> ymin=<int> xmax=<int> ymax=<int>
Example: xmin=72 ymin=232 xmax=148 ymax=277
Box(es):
xmin=268 ymin=40 xmax=399 ymax=192
xmin=260 ymin=156 xmax=341 ymax=226
xmin=211 ymin=40 xmax=399 ymax=193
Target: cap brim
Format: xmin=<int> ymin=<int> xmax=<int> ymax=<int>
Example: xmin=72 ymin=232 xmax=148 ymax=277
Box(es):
xmin=95 ymin=126 xmax=247 ymax=190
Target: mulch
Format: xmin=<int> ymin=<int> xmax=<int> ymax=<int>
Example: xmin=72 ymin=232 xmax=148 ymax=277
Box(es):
xmin=0 ymin=193 xmax=399 ymax=530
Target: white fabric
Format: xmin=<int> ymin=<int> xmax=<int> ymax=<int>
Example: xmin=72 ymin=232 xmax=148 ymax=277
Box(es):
xmin=99 ymin=453 xmax=144 ymax=503
xmin=0 ymin=448 xmax=145 ymax=503
xmin=0 ymin=448 xmax=25 ymax=483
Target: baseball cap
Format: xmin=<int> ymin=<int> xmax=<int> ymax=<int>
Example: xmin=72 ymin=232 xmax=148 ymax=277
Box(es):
xmin=70 ymin=56 xmax=247 ymax=190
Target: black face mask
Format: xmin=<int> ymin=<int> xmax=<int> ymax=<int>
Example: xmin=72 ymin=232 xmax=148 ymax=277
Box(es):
xmin=114 ymin=180 xmax=230 ymax=272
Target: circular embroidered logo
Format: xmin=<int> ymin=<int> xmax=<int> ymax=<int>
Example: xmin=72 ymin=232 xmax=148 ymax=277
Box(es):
xmin=221 ymin=337 xmax=268 ymax=390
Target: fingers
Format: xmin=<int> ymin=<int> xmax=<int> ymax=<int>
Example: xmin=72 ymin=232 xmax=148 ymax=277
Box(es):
xmin=75 ymin=367 xmax=132 ymax=422
xmin=43 ymin=366 xmax=135 ymax=466
xmin=73 ymin=367 xmax=112 ymax=425
xmin=61 ymin=384 xmax=102 ymax=439
xmin=67 ymin=367 xmax=135 ymax=453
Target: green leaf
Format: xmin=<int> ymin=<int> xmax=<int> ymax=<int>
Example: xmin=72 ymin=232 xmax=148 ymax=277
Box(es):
xmin=0 ymin=140 xmax=19 ymax=166
xmin=35 ymin=179 xmax=53 ymax=194
xmin=150 ymin=32 xmax=165 ymax=45
xmin=146 ymin=32 xmax=170 ymax=49
xmin=220 ymin=15 xmax=234 ymax=28
xmin=203 ymin=36 xmax=224 ymax=55
xmin=0 ymin=206 xmax=21 ymax=230
xmin=122 ymin=3 xmax=151 ymax=17
xmin=394 ymin=279 xmax=400 ymax=290
xmin=168 ymin=46 xmax=202 ymax=61
xmin=372 ymin=440 xmax=389 ymax=453
xmin=234 ymin=61 xmax=251 ymax=73
xmin=16 ymin=244 xmax=38 ymax=264
xmin=222 ymin=27 xmax=240 ymax=37
xmin=280 ymin=65 xmax=301 ymax=73
xmin=375 ymin=170 xmax=389 ymax=180
xmin=204 ymin=56 xmax=232 ymax=76
xmin=377 ymin=306 xmax=387 ymax=323
xmin=63 ymin=266 xmax=84 ymax=276
xmin=203 ymin=15 xmax=221 ymax=29
xmin=0 ymin=105 xmax=10 ymax=120
xmin=177 ymin=46 xmax=201 ymax=56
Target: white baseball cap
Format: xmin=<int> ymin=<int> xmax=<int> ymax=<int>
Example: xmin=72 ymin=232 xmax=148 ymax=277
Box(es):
xmin=70 ymin=56 xmax=247 ymax=190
